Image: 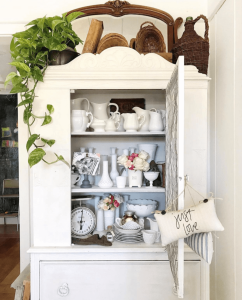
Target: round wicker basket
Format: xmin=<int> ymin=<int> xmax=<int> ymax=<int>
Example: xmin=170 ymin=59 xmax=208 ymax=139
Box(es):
xmin=135 ymin=22 xmax=166 ymax=54
xmin=96 ymin=33 xmax=128 ymax=54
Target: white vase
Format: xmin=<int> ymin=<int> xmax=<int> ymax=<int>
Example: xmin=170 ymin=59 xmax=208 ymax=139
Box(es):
xmin=104 ymin=209 xmax=115 ymax=229
xmin=96 ymin=209 xmax=105 ymax=231
xmin=128 ymin=169 xmax=143 ymax=188
xmin=138 ymin=144 xmax=158 ymax=163
xmin=121 ymin=149 xmax=129 ymax=186
xmin=98 ymin=160 xmax=113 ymax=188
xmin=110 ymin=154 xmax=119 ymax=186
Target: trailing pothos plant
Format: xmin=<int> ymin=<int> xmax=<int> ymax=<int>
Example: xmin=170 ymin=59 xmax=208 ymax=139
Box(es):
xmin=4 ymin=12 xmax=84 ymax=168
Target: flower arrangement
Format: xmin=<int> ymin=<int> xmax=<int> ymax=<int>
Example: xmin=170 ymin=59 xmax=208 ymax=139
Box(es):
xmin=117 ymin=150 xmax=150 ymax=172
xmin=98 ymin=194 xmax=123 ymax=211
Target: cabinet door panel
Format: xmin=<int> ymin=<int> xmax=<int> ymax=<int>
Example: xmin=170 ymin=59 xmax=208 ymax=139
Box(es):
xmin=40 ymin=261 xmax=200 ymax=300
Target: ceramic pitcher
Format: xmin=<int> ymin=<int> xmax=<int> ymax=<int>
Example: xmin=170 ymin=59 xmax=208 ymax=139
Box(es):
xmin=105 ymin=116 xmax=120 ymax=132
xmin=71 ymin=98 xmax=90 ymax=111
xmin=90 ymin=117 xmax=106 ymax=132
xmin=122 ymin=113 xmax=145 ymax=132
xmin=132 ymin=107 xmax=151 ymax=132
xmin=149 ymin=110 xmax=164 ymax=132
xmin=71 ymin=110 xmax=93 ymax=132
xmin=91 ymin=101 xmax=119 ymax=120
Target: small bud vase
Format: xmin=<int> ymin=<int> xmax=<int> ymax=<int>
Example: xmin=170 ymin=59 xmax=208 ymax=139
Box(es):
xmin=98 ymin=159 xmax=113 ymax=188
xmin=110 ymin=154 xmax=119 ymax=186
xmin=128 ymin=169 xmax=143 ymax=188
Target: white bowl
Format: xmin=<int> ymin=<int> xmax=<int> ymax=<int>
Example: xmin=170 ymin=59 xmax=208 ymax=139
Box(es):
xmin=126 ymin=199 xmax=157 ymax=219
xmin=143 ymin=172 xmax=159 ymax=181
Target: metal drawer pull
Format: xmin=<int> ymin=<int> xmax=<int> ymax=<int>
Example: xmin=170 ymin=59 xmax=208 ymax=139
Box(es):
xmin=57 ymin=283 xmax=69 ymax=297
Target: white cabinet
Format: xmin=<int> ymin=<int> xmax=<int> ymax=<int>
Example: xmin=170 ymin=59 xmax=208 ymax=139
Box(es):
xmin=24 ymin=47 xmax=210 ymax=300
xmin=40 ymin=261 xmax=200 ymax=300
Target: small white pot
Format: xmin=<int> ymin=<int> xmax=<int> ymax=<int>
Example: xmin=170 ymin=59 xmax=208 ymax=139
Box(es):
xmin=128 ymin=169 xmax=142 ymax=188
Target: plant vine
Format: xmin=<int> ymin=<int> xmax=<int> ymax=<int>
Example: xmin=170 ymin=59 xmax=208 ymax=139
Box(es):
xmin=5 ymin=12 xmax=84 ymax=168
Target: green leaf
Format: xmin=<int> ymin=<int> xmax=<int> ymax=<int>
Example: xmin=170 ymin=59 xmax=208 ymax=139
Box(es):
xmin=37 ymin=16 xmax=46 ymax=31
xmin=55 ymin=153 xmax=70 ymax=167
xmin=31 ymin=66 xmax=43 ymax=82
xmin=10 ymin=37 xmax=15 ymax=52
xmin=4 ymin=72 xmax=17 ymax=87
xmin=26 ymin=134 xmax=39 ymax=151
xmin=12 ymin=76 xmax=23 ymax=86
xmin=26 ymin=18 xmax=41 ymax=26
xmin=47 ymin=104 xmax=54 ymax=114
xmin=28 ymin=148 xmax=46 ymax=168
xmin=18 ymin=69 xmax=28 ymax=78
xmin=10 ymin=83 xmax=28 ymax=94
xmin=41 ymin=138 xmax=55 ymax=147
xmin=35 ymin=50 xmax=48 ymax=62
xmin=20 ymin=48 xmax=30 ymax=58
xmin=62 ymin=12 xmax=67 ymax=19
xmin=51 ymin=20 xmax=65 ymax=31
xmin=17 ymin=99 xmax=33 ymax=107
xmin=66 ymin=12 xmax=84 ymax=23
xmin=41 ymin=114 xmax=52 ymax=126
xmin=9 ymin=61 xmax=30 ymax=73
xmin=23 ymin=107 xmax=32 ymax=124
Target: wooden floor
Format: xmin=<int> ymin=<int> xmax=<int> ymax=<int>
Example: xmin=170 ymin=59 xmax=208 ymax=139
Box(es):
xmin=0 ymin=225 xmax=20 ymax=300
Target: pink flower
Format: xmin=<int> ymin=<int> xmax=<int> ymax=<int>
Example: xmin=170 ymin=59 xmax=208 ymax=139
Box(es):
xmin=128 ymin=155 xmax=134 ymax=162
xmin=110 ymin=195 xmax=114 ymax=204
xmin=114 ymin=200 xmax=120 ymax=208
xmin=124 ymin=160 xmax=132 ymax=168
xmin=129 ymin=164 xmax=135 ymax=170
xmin=131 ymin=153 xmax=139 ymax=158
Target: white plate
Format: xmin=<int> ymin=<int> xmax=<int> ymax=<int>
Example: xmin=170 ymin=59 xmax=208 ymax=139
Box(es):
xmin=113 ymin=224 xmax=141 ymax=234
xmin=115 ymin=238 xmax=143 ymax=244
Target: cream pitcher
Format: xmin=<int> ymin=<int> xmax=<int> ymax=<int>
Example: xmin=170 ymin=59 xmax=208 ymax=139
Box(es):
xmin=91 ymin=101 xmax=119 ymax=120
xmin=132 ymin=107 xmax=150 ymax=132
xmin=122 ymin=113 xmax=145 ymax=132
xmin=149 ymin=110 xmax=164 ymax=132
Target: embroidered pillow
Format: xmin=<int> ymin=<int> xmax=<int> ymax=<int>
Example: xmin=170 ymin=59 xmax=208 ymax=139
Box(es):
xmin=155 ymin=199 xmax=224 ymax=247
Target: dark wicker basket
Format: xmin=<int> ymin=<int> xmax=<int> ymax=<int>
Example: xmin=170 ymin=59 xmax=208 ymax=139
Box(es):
xmin=172 ymin=15 xmax=209 ymax=75
xmin=135 ymin=22 xmax=166 ymax=54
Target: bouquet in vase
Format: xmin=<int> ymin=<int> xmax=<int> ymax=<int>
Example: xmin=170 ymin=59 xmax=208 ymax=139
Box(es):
xmin=98 ymin=194 xmax=123 ymax=211
xmin=117 ymin=150 xmax=150 ymax=172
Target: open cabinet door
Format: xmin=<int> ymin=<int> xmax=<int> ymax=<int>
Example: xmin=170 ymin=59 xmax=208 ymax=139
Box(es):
xmin=166 ymin=56 xmax=185 ymax=298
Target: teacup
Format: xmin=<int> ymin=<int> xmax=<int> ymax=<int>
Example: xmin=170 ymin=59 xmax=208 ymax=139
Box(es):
xmin=142 ymin=230 xmax=161 ymax=245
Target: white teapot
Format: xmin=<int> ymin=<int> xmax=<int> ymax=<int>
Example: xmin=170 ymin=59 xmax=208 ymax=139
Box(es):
xmin=122 ymin=113 xmax=145 ymax=132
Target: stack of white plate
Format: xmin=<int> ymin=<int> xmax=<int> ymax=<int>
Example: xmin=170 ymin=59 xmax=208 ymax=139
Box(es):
xmin=113 ymin=224 xmax=143 ymax=244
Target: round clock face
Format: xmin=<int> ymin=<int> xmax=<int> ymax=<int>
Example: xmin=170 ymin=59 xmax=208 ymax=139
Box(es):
xmin=71 ymin=207 xmax=96 ymax=236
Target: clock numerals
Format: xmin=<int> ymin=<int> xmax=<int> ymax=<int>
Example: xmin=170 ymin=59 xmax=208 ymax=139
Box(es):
xmin=71 ymin=207 xmax=96 ymax=236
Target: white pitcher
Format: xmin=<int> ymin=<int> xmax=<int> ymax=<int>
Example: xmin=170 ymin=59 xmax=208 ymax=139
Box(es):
xmin=122 ymin=113 xmax=145 ymax=132
xmin=71 ymin=98 xmax=90 ymax=111
xmin=147 ymin=217 xmax=161 ymax=243
xmin=90 ymin=117 xmax=106 ymax=132
xmin=105 ymin=116 xmax=120 ymax=132
xmin=149 ymin=110 xmax=164 ymax=132
xmin=91 ymin=101 xmax=119 ymax=120
xmin=132 ymin=107 xmax=150 ymax=132
xmin=71 ymin=110 xmax=93 ymax=133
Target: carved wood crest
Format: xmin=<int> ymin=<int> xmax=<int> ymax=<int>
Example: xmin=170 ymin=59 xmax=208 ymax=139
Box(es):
xmin=105 ymin=0 xmax=130 ymax=14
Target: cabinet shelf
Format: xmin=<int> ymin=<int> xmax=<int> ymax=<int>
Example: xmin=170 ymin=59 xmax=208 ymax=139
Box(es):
xmin=71 ymin=186 xmax=165 ymax=193
xmin=71 ymin=131 xmax=165 ymax=137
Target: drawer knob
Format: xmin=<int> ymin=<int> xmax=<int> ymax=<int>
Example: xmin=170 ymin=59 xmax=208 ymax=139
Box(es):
xmin=57 ymin=283 xmax=69 ymax=297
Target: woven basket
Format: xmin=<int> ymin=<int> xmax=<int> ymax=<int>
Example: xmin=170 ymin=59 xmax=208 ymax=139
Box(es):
xmin=129 ymin=38 xmax=136 ymax=49
xmin=96 ymin=33 xmax=128 ymax=54
xmin=135 ymin=22 xmax=166 ymax=54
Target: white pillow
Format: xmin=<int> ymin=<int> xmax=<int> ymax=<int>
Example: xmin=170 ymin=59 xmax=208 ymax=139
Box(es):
xmin=155 ymin=199 xmax=224 ymax=247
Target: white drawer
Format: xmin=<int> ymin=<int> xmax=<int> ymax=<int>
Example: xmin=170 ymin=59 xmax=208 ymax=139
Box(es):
xmin=40 ymin=261 xmax=200 ymax=300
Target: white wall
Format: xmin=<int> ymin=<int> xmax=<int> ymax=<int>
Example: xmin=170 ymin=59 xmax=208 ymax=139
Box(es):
xmin=209 ymin=0 xmax=242 ymax=299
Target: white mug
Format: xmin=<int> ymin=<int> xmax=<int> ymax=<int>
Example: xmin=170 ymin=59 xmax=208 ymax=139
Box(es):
xmin=116 ymin=176 xmax=126 ymax=188
xmin=142 ymin=230 xmax=161 ymax=245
